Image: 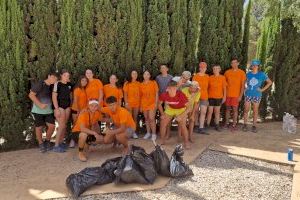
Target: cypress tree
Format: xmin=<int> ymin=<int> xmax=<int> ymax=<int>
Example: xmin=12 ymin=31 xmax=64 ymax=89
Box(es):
xmin=25 ymin=0 xmax=59 ymax=80
xmin=94 ymin=0 xmax=117 ymax=82
xmin=169 ymin=0 xmax=188 ymax=74
xmin=186 ymin=0 xmax=202 ymax=72
xmin=241 ymin=0 xmax=251 ymax=67
xmin=256 ymin=3 xmax=280 ymax=120
xmin=272 ymin=19 xmax=300 ymax=119
xmin=144 ymin=0 xmax=172 ymax=75
xmin=0 ymin=0 xmax=28 ymax=151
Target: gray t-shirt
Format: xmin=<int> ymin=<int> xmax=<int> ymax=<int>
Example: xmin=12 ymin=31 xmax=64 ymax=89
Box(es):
xmin=31 ymin=81 xmax=53 ymax=114
xmin=156 ymin=74 xmax=173 ymax=94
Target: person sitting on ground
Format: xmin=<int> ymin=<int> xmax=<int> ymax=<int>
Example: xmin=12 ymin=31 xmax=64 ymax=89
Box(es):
xmin=101 ymin=96 xmax=136 ymax=154
xmin=243 ymin=59 xmax=272 ymax=133
xmin=28 ymin=72 xmax=58 ymax=153
xmin=158 ymin=80 xmax=191 ymax=149
xmin=72 ymin=99 xmax=103 ymax=161
xmin=206 ymin=64 xmax=227 ymax=131
xmin=181 ymin=81 xmax=201 ymax=142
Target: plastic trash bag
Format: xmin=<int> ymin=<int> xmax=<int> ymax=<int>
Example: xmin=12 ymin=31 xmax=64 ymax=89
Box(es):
xmin=101 ymin=156 xmax=122 ymax=177
xmin=114 ymin=155 xmax=149 ymax=184
xmin=150 ymin=145 xmax=171 ymax=177
xmin=131 ymin=145 xmax=157 ymax=183
xmin=66 ymin=167 xmax=110 ymax=197
xmin=170 ymin=144 xmax=193 ymax=178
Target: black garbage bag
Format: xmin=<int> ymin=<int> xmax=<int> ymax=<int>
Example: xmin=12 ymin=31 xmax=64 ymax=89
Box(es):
xmin=169 ymin=144 xmax=193 ymax=178
xmin=66 ymin=167 xmax=107 ymax=197
xmin=131 ymin=145 xmax=157 ymax=183
xmin=101 ymin=156 xmax=122 ymax=177
xmin=114 ymin=155 xmax=149 ymax=184
xmin=150 ymin=145 xmax=171 ymax=177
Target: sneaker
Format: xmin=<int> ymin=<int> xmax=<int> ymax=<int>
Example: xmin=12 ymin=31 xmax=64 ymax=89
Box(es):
xmin=242 ymin=124 xmax=248 ymax=132
xmin=251 ymin=126 xmax=258 ymax=133
xmin=44 ymin=141 xmax=53 ymax=151
xmin=59 ymin=143 xmax=68 ymax=150
xmin=151 ymin=134 xmax=157 ymax=141
xmin=39 ymin=143 xmax=46 ymax=153
xmin=69 ymin=139 xmax=75 ymax=148
xmin=215 ymin=125 xmax=221 ymax=132
xmin=132 ymin=132 xmax=139 ymax=139
xmin=222 ymin=123 xmax=231 ymax=130
xmin=143 ymin=132 xmax=151 ymax=139
xmin=230 ymin=124 xmax=238 ymax=132
xmin=196 ymin=128 xmax=209 ymax=135
xmin=52 ymin=146 xmax=66 ymax=153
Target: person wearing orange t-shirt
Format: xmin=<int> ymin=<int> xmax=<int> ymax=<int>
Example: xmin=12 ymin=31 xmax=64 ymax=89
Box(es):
xmin=140 ymin=70 xmax=159 ymax=141
xmin=101 ymin=96 xmax=136 ymax=154
xmin=70 ymin=75 xmax=88 ymax=148
xmin=206 ymin=64 xmax=227 ymax=131
xmin=224 ymin=58 xmax=246 ymax=131
xmin=123 ymin=70 xmax=140 ymax=139
xmin=192 ymin=61 xmax=209 ymax=134
xmin=85 ymin=69 xmax=104 ymax=106
xmin=103 ymin=74 xmax=123 ymax=106
xmin=72 ymin=99 xmax=103 ymax=162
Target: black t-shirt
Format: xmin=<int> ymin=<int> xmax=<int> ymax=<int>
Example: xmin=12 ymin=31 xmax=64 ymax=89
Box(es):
xmin=53 ymin=82 xmax=73 ymax=107
xmin=31 ymin=81 xmax=53 ymax=105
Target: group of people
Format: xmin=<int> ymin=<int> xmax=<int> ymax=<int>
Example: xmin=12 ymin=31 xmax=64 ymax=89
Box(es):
xmin=29 ymin=58 xmax=272 ymax=162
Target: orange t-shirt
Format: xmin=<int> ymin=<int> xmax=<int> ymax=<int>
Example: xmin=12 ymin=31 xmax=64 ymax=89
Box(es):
xmin=123 ymin=81 xmax=141 ymax=108
xmin=85 ymin=79 xmax=103 ymax=101
xmin=71 ymin=87 xmax=87 ymax=111
xmin=208 ymin=75 xmax=227 ymax=99
xmin=192 ymin=73 xmax=209 ymax=100
xmin=72 ymin=109 xmax=102 ymax=132
xmin=101 ymin=107 xmax=136 ymax=130
xmin=224 ymin=69 xmax=246 ymax=97
xmin=103 ymin=84 xmax=123 ymax=106
xmin=140 ymin=80 xmax=159 ymax=110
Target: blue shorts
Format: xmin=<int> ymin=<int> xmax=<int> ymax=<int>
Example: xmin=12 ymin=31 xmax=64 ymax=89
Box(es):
xmin=245 ymin=96 xmax=261 ymax=103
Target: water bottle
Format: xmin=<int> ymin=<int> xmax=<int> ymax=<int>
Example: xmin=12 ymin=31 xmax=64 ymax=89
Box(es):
xmin=288 ymin=116 xmax=297 ymax=134
xmin=282 ymin=113 xmax=288 ymax=132
xmin=288 ymin=148 xmax=293 ymax=161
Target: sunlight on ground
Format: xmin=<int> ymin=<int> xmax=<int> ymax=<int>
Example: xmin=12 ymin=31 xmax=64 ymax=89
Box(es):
xmin=29 ymin=188 xmax=65 ymax=199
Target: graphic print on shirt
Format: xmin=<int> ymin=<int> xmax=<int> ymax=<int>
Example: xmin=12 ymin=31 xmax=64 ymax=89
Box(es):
xmin=249 ymin=77 xmax=259 ymax=90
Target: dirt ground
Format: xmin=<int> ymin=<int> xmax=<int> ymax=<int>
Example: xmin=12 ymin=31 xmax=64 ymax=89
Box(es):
xmin=0 ymin=122 xmax=299 ymax=200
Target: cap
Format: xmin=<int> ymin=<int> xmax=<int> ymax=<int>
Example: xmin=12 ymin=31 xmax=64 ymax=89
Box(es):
xmin=88 ymin=99 xmax=99 ymax=105
xmin=251 ymin=59 xmax=261 ymax=66
xmin=182 ymin=71 xmax=192 ymax=79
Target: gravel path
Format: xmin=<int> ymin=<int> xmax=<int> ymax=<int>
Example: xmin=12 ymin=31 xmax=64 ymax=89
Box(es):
xmin=59 ymin=150 xmax=293 ymax=200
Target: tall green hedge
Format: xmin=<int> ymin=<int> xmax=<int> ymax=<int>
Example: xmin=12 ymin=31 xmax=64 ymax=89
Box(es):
xmin=0 ymin=0 xmax=248 ymax=151
xmin=0 ymin=0 xmax=28 ymax=151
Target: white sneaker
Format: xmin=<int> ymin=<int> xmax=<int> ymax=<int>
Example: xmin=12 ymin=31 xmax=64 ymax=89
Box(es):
xmin=143 ymin=132 xmax=151 ymax=139
xmin=132 ymin=132 xmax=139 ymax=139
xmin=151 ymin=134 xmax=157 ymax=141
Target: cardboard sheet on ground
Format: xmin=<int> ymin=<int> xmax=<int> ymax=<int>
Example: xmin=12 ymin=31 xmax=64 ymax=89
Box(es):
xmin=0 ymin=122 xmax=299 ymax=200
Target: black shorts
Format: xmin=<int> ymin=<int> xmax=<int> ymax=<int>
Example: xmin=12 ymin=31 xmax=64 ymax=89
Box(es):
xmin=32 ymin=113 xmax=55 ymax=127
xmin=71 ymin=109 xmax=78 ymax=114
xmin=58 ymin=99 xmax=71 ymax=109
xmin=208 ymin=98 xmax=223 ymax=106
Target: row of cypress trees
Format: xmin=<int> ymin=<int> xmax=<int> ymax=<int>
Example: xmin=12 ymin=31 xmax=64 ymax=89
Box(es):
xmin=0 ymin=0 xmax=249 ymax=151
xmin=255 ymin=1 xmax=300 ymax=120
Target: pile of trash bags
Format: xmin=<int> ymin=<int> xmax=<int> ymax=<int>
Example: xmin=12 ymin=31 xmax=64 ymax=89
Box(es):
xmin=66 ymin=144 xmax=193 ymax=197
